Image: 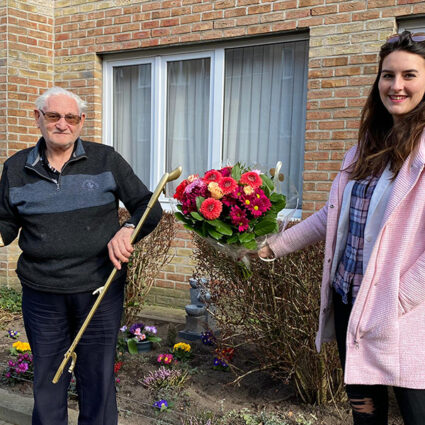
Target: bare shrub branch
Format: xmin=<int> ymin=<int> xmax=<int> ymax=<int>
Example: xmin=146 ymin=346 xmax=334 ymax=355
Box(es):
xmin=119 ymin=210 xmax=176 ymax=324
xmin=192 ymin=227 xmax=344 ymax=405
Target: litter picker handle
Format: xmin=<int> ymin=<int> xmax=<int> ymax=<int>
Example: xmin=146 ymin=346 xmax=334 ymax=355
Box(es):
xmin=52 ymin=166 xmax=182 ymax=384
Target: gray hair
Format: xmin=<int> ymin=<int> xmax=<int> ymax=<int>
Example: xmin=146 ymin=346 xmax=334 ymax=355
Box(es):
xmin=35 ymin=86 xmax=87 ymax=113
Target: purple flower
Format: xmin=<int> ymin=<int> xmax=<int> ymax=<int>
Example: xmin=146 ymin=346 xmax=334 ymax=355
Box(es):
xmin=144 ymin=325 xmax=157 ymax=334
xmin=120 ymin=325 xmax=127 ymax=332
xmin=17 ymin=362 xmax=28 ymax=373
xmin=8 ymin=360 xmax=15 ymax=367
xmin=5 ymin=372 xmax=11 ymax=378
xmin=153 ymin=399 xmax=168 ymax=410
xmin=7 ymin=330 xmax=19 ymax=339
xmin=129 ymin=323 xmax=144 ymax=335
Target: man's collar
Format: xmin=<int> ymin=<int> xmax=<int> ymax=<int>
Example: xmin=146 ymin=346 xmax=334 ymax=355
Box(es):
xmin=26 ymin=137 xmax=86 ymax=167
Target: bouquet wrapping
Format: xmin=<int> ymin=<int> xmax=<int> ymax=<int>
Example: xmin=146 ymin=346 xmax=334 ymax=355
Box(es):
xmin=173 ymin=163 xmax=287 ymax=260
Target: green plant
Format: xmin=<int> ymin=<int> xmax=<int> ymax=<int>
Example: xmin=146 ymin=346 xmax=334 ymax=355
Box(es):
xmin=0 ymin=287 xmax=22 ymax=313
xmin=192 ymin=223 xmax=344 ymax=405
xmin=173 ymin=342 xmax=192 ymax=362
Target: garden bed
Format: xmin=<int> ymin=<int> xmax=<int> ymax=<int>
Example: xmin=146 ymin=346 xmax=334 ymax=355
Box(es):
xmin=0 ymin=314 xmax=403 ymax=425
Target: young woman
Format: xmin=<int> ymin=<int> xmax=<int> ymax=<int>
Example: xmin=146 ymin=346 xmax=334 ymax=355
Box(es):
xmin=258 ymin=31 xmax=425 ymax=425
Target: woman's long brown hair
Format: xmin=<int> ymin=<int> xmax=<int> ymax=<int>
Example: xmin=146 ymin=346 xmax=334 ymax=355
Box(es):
xmin=351 ymin=31 xmax=425 ymax=180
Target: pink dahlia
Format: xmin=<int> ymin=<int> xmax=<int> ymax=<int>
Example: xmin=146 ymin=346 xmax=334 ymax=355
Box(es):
xmin=219 ymin=177 xmax=238 ymax=195
xmin=200 ymin=198 xmax=223 ymax=220
xmin=203 ymin=170 xmax=222 ymax=184
xmin=240 ymin=171 xmax=262 ymax=188
xmin=230 ymin=206 xmax=249 ymax=232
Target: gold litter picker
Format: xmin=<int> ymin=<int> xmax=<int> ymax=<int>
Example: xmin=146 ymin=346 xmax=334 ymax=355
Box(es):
xmin=52 ymin=166 xmax=182 ymax=384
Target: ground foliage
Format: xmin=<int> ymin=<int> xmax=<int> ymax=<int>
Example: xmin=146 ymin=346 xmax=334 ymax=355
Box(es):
xmin=118 ymin=210 xmax=176 ymax=325
xmin=0 ymin=286 xmax=22 ymax=327
xmin=192 ymin=228 xmax=345 ymax=405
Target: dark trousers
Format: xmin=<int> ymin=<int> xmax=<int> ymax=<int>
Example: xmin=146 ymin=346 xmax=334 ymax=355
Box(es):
xmin=333 ymin=289 xmax=425 ymax=425
xmin=22 ymin=277 xmax=125 ymax=425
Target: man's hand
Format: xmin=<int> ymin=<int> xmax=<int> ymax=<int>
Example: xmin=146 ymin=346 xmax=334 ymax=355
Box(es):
xmin=107 ymin=227 xmax=134 ymax=270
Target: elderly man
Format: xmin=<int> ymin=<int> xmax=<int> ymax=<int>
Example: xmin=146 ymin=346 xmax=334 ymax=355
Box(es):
xmin=0 ymin=86 xmax=162 ymax=424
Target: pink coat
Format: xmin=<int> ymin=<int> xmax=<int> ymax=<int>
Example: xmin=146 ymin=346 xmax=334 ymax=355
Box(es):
xmin=268 ymin=137 xmax=425 ymax=388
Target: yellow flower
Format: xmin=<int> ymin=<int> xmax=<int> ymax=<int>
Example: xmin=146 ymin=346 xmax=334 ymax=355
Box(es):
xmin=208 ymin=182 xmax=224 ymax=199
xmin=243 ymin=185 xmax=254 ymax=195
xmin=12 ymin=341 xmax=31 ymax=352
xmin=173 ymin=342 xmax=191 ymax=352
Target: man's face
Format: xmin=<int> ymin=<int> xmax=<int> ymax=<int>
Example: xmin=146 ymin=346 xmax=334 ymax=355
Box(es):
xmin=34 ymin=94 xmax=85 ymax=152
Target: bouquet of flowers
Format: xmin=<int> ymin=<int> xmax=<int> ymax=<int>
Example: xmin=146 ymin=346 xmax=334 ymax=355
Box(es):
xmin=119 ymin=323 xmax=161 ymax=354
xmin=173 ymin=163 xmax=286 ymax=253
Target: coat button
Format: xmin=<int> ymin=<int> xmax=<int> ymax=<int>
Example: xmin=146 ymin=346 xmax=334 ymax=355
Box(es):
xmin=330 ymin=204 xmax=334 ymax=208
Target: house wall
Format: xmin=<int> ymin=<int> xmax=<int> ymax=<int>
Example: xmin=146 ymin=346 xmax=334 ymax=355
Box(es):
xmin=0 ymin=0 xmax=54 ymax=287
xmin=0 ymin=0 xmax=423 ymax=305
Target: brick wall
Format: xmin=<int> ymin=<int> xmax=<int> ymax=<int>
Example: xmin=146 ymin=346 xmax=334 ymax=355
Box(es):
xmin=0 ymin=0 xmax=423 ymax=304
xmin=0 ymin=0 xmax=54 ymax=287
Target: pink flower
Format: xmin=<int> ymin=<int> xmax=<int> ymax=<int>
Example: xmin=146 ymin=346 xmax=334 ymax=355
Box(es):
xmin=200 ymin=198 xmax=223 ymax=220
xmin=240 ymin=171 xmax=262 ymax=188
xmin=180 ymin=179 xmax=208 ymax=214
xmin=230 ymin=206 xmax=250 ymax=232
xmin=157 ymin=354 xmax=164 ymax=363
xmin=244 ymin=189 xmax=271 ymax=217
xmin=203 ymin=170 xmax=222 ymax=184
xmin=163 ymin=354 xmax=173 ymax=364
xmin=219 ymin=166 xmax=232 ymax=177
xmin=219 ymin=177 xmax=238 ymax=195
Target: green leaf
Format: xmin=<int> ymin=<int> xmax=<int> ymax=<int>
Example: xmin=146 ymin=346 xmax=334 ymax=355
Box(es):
xmin=231 ymin=163 xmax=242 ymax=181
xmin=207 ymin=228 xmax=223 ymax=240
xmin=270 ymin=199 xmax=286 ymax=214
xmin=254 ymin=219 xmax=278 ymax=236
xmin=148 ymin=336 xmax=162 ymax=343
xmin=238 ymin=232 xmax=255 ymax=243
xmin=190 ymin=211 xmax=204 ymax=221
xmin=242 ymin=239 xmax=258 ymax=250
xmin=174 ymin=212 xmax=186 ymax=222
xmin=183 ymin=224 xmax=205 ymax=237
xmin=270 ymin=192 xmax=286 ymax=203
xmin=261 ymin=174 xmax=274 ymax=193
xmin=226 ymin=234 xmax=239 ymax=244
xmin=127 ymin=339 xmax=138 ymax=355
xmin=196 ymin=196 xmax=205 ymax=210
xmin=208 ymin=219 xmax=233 ymax=236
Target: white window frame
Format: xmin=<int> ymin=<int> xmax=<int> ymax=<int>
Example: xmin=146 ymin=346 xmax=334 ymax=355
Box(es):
xmin=398 ymin=18 xmax=425 ymax=32
xmin=103 ymin=33 xmax=308 ymax=216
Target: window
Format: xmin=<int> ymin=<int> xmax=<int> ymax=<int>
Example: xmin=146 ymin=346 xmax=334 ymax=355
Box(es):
xmin=103 ymin=34 xmax=308 ymax=210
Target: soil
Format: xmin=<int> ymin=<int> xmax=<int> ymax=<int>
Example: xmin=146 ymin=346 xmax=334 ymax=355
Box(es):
xmin=0 ymin=315 xmax=404 ymax=425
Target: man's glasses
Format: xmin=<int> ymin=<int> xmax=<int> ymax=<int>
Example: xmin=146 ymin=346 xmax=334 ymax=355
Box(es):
xmin=39 ymin=109 xmax=82 ymax=125
xmin=387 ymin=32 xmax=425 ymax=44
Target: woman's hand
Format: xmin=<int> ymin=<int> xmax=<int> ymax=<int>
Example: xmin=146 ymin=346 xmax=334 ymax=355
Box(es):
xmin=257 ymin=244 xmax=275 ymax=260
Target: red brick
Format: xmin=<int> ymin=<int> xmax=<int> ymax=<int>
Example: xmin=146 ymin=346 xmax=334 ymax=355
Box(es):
xmin=311 ymin=5 xmax=338 ymax=14
xmin=339 ymin=1 xmax=366 ymax=12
